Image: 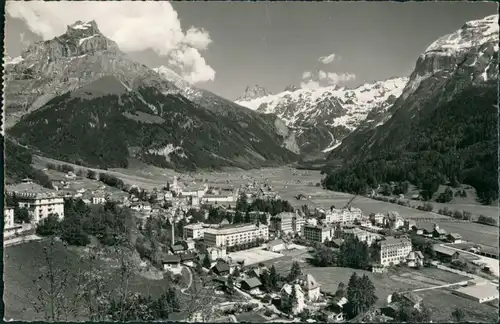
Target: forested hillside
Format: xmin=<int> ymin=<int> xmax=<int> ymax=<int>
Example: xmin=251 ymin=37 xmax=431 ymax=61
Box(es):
xmin=322 ymin=85 xmax=498 ymax=205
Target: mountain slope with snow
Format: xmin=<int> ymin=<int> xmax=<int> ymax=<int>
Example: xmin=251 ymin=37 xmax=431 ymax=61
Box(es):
xmin=322 ymin=14 xmax=498 ymax=203
xmin=235 ymin=77 xmax=408 ymax=154
xmin=331 ymin=14 xmax=499 ymax=161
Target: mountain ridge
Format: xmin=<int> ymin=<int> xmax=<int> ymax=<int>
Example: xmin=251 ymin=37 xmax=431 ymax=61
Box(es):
xmin=235 ymin=77 xmax=408 ymax=154
xmin=4 ymin=20 xmax=299 ymax=171
xmin=322 ymin=14 xmax=499 ymax=204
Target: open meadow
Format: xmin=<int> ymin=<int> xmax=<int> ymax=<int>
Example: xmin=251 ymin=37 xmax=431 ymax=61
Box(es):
xmin=415 ymin=289 xmax=498 ymax=322
xmin=3 ymin=239 xmax=174 ymax=321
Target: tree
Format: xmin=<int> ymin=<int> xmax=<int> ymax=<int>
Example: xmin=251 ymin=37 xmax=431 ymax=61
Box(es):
xmin=31 ymin=239 xmax=78 ymax=321
xmin=244 ymin=211 xmax=252 ymax=223
xmin=226 ymin=275 xmax=235 ymax=295
xmin=236 ymin=193 xmax=249 ymax=212
xmin=269 ymin=265 xmax=279 ymax=289
xmin=334 ymin=282 xmax=346 ymax=298
xmin=233 ymin=211 xmax=243 ymax=224
xmin=14 ymin=205 xmax=32 ymax=223
xmin=287 ymin=261 xmax=302 ymax=282
xmin=202 ymin=255 xmax=212 ymax=269
xmin=337 ymin=237 xmax=370 ymax=270
xmin=476 ymin=215 xmax=497 ymax=226
xmin=451 ymin=308 xmax=465 ymax=322
xmin=260 ymin=270 xmax=272 ymax=293
xmin=345 ymin=273 xmax=377 ymax=319
xmin=87 ymin=169 xmax=97 ymax=180
xmin=396 ymin=302 xmax=431 ymax=323
xmin=312 ymin=245 xmax=337 ymax=267
xmin=437 ymin=187 xmax=454 ymax=203
xmin=36 ymin=214 xmax=61 ymax=236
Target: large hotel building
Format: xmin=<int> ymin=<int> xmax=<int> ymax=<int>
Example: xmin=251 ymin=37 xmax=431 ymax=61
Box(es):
xmin=204 ymin=223 xmax=269 ymax=247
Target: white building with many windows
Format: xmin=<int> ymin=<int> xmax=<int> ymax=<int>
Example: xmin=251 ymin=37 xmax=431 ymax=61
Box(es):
xmin=325 ymin=207 xmax=363 ymax=224
xmin=6 ymin=182 xmax=65 ymax=224
xmin=342 ymin=228 xmax=382 ymax=246
xmin=302 ymin=224 xmax=335 ymax=243
xmin=204 ymin=223 xmax=269 ymax=247
xmin=183 ymin=223 xmax=208 ymax=239
xmin=380 ymin=236 xmax=412 ymax=266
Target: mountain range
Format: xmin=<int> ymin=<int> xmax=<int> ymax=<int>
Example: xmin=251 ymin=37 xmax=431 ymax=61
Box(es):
xmin=235 ymin=78 xmax=408 ymax=154
xmin=4 ymin=20 xmax=298 ymax=171
xmin=4 ymin=14 xmax=499 ymax=194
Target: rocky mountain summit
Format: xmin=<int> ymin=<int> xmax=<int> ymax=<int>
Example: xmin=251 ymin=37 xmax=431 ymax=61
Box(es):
xmin=5 ymin=20 xmax=299 ymax=170
xmin=3 ymin=20 xmax=177 ymax=128
xmin=236 ymin=85 xmax=272 ymax=101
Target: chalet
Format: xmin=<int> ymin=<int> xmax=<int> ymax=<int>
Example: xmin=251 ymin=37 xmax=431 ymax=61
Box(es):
xmin=433 ymin=245 xmax=460 ymax=262
xmin=406 ymin=251 xmax=424 ymax=268
xmin=447 ymin=233 xmax=463 ymax=244
xmin=403 ymin=220 xmax=417 ymax=232
xmin=323 ymin=296 xmax=348 ymax=322
xmin=295 ymin=273 xmax=321 ymax=301
xmin=179 ymin=238 xmax=196 ymax=251
xmin=241 ymin=277 xmax=262 ymax=294
xmin=248 ymin=265 xmax=268 ymax=278
xmin=180 ymin=253 xmax=197 ymax=267
xmin=432 ymin=224 xmax=447 ymax=239
xmin=384 ymin=211 xmax=404 ymax=230
xmin=211 ymin=262 xmax=230 ymax=276
xmin=170 ymin=243 xmax=186 ymax=255
xmin=280 ymin=284 xmax=305 ymax=314
xmin=161 ymin=254 xmax=182 ymax=274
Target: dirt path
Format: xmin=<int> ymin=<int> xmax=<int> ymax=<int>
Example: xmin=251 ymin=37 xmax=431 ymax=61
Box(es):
xmin=4 ymin=235 xmax=43 ymax=247
xmin=180 ymin=266 xmax=193 ymax=294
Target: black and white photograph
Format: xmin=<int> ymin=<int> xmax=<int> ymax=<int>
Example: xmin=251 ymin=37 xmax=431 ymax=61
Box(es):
xmin=2 ymin=1 xmax=499 ymax=322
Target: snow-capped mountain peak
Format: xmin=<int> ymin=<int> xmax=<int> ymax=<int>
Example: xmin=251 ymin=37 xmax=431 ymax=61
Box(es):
xmin=236 ymin=84 xmax=272 ymax=101
xmin=424 ymin=14 xmax=499 ymax=57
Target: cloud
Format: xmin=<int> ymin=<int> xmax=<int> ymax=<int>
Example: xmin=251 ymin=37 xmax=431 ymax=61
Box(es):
xmin=326 ymin=72 xmax=356 ymax=85
xmin=318 ymin=53 xmax=338 ymax=64
xmin=6 ymin=1 xmax=215 ymax=83
xmin=168 ymin=47 xmax=215 ymax=84
xmin=318 ymin=70 xmax=327 ymax=80
xmin=302 ymin=71 xmax=312 ymax=79
xmin=300 ymin=79 xmax=320 ymax=90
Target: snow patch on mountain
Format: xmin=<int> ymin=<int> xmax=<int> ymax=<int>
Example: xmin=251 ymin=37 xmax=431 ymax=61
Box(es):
xmin=70 ymin=22 xmax=93 ymax=30
xmin=6 ymin=56 xmax=24 ymax=65
xmin=79 ymin=35 xmax=98 ymax=46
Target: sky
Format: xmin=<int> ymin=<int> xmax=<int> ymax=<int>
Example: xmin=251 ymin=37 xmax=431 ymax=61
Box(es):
xmin=4 ymin=1 xmax=498 ymax=100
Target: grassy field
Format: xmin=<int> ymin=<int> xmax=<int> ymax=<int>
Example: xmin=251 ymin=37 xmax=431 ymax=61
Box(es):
xmin=415 ymin=289 xmax=498 ymax=322
xmin=3 ymin=240 xmax=173 ymax=321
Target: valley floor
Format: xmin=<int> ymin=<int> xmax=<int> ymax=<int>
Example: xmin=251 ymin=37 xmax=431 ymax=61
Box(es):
xmin=31 ymin=157 xmax=500 ymax=251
